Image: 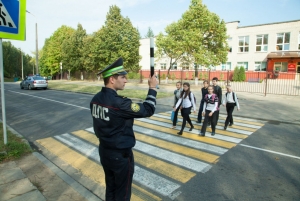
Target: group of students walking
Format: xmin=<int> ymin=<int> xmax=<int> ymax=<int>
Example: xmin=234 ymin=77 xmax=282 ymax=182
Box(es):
xmin=172 ymin=77 xmax=240 ymax=136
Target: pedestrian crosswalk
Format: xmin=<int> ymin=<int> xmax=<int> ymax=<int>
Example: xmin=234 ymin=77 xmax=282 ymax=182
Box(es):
xmin=35 ymin=112 xmax=265 ymax=200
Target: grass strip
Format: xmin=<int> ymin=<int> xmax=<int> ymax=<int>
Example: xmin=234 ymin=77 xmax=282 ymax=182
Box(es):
xmin=48 ymin=82 xmax=173 ymax=99
xmin=0 ymin=123 xmax=32 ymax=163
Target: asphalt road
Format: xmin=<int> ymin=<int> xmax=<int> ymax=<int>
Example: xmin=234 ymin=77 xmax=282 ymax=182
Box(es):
xmin=2 ymin=82 xmax=300 ymax=201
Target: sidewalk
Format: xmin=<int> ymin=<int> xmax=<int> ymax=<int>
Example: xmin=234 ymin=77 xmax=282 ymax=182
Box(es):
xmin=1 ymin=81 xmax=299 ymax=201
xmin=0 ymin=124 xmax=101 ymax=201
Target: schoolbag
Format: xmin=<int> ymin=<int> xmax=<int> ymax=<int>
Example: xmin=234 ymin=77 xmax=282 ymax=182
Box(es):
xmin=226 ymin=92 xmax=237 ymax=106
xmin=204 ymin=94 xmax=219 ymax=110
xmin=188 ymin=92 xmax=196 ymax=104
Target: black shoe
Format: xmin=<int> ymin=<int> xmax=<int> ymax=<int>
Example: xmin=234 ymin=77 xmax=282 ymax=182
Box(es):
xmin=189 ymin=126 xmax=194 ymax=131
xmin=177 ymin=131 xmax=183 ymax=135
xmin=211 ymin=132 xmax=215 ymax=136
xmin=229 ymin=123 xmax=233 ymax=126
xmin=199 ymin=132 xmax=205 ymax=136
xmin=224 ymin=126 xmax=227 ymax=130
xmin=196 ymin=121 xmax=201 ymax=123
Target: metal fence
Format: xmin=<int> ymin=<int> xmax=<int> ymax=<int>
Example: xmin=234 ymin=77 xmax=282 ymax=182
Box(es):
xmin=151 ymin=70 xmax=300 ymax=96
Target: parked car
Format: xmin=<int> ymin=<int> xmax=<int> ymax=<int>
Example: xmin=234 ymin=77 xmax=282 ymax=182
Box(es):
xmin=20 ymin=76 xmax=48 ymax=90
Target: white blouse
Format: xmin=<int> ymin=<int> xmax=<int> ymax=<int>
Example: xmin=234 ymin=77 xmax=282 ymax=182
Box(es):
xmin=175 ymin=92 xmax=196 ymax=112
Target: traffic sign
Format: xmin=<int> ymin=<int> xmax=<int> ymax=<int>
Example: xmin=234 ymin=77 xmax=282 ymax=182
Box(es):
xmin=0 ymin=0 xmax=26 ymax=41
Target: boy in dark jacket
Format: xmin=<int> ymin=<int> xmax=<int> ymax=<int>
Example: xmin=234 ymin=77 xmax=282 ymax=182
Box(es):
xmin=196 ymin=80 xmax=209 ymax=124
xmin=212 ymin=77 xmax=222 ymax=124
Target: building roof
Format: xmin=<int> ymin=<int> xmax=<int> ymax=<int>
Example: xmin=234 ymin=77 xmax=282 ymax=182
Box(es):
xmin=237 ymin=19 xmax=300 ymax=28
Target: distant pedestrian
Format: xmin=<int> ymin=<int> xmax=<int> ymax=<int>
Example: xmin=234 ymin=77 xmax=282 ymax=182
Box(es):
xmin=174 ymin=82 xmax=196 ymax=135
xmin=212 ymin=77 xmax=222 ymax=124
xmin=199 ymin=85 xmax=219 ymax=136
xmin=172 ymin=81 xmax=183 ymax=128
xmin=196 ymin=80 xmax=209 ymax=124
xmin=222 ymin=85 xmax=240 ymax=130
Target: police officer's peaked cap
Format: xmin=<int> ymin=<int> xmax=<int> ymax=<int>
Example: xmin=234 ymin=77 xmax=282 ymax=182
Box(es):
xmin=97 ymin=57 xmax=127 ymax=78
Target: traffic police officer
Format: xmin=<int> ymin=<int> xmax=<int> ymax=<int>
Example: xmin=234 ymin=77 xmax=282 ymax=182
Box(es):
xmin=90 ymin=57 xmax=158 ymax=201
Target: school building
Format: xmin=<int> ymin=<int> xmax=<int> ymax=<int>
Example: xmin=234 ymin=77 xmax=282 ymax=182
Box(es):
xmin=139 ymin=19 xmax=300 ymax=80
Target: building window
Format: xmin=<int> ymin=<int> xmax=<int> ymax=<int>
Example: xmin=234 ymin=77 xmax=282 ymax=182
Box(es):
xmin=209 ymin=65 xmax=216 ymax=71
xmin=182 ymin=63 xmax=189 ymax=70
xmin=256 ymin=35 xmax=268 ymax=52
xmin=276 ymin=33 xmax=290 ymax=51
xmin=160 ymin=63 xmax=166 ymax=70
xmin=172 ymin=63 xmax=177 ymax=70
xmin=238 ymin=36 xmax=249 ymax=52
xmin=274 ymin=62 xmax=288 ymax=72
xmin=222 ymin=62 xmax=231 ymax=71
xmin=255 ymin=62 xmax=266 ymax=71
xmin=237 ymin=62 xmax=248 ymax=71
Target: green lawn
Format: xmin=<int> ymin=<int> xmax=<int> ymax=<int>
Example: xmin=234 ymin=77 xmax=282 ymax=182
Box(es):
xmin=48 ymin=82 xmax=173 ymax=99
xmin=0 ymin=123 xmax=32 ymax=163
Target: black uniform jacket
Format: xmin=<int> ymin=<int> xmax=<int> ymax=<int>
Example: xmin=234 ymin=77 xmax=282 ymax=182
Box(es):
xmin=90 ymin=87 xmax=157 ymax=151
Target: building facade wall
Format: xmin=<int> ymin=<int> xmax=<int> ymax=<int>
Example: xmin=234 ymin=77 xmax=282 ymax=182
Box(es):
xmin=139 ymin=19 xmax=300 ymax=75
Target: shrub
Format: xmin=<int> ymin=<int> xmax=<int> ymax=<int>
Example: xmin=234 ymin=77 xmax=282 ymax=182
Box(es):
xmin=203 ymin=72 xmax=208 ymax=80
xmin=127 ymin=72 xmax=140 ymax=79
xmin=185 ymin=72 xmax=189 ymax=80
xmin=199 ymin=72 xmax=203 ymax=80
xmin=239 ymin=66 xmax=246 ymax=81
xmin=162 ymin=74 xmax=166 ymax=80
xmin=171 ymin=73 xmax=176 ymax=80
xmin=220 ymin=72 xmax=224 ymax=81
xmin=233 ymin=66 xmax=240 ymax=81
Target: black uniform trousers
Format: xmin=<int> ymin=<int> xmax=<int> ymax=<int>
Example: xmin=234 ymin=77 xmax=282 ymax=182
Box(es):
xmin=197 ymin=100 xmax=205 ymax=123
xmin=172 ymin=106 xmax=180 ymax=126
xmin=179 ymin=107 xmax=193 ymax=133
xmin=225 ymin=103 xmax=235 ymax=127
xmin=201 ymin=109 xmax=217 ymax=135
xmin=99 ymin=146 xmax=134 ymax=201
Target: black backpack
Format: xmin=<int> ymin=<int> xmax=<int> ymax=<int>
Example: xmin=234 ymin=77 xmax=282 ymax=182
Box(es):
xmin=188 ymin=92 xmax=196 ymax=104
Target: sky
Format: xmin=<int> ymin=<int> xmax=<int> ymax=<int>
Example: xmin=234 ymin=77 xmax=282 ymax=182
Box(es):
xmin=4 ymin=0 xmax=300 ymax=56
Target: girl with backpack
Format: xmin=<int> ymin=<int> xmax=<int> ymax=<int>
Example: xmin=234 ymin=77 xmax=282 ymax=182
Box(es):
xmin=199 ymin=85 xmax=219 ymax=136
xmin=174 ymin=82 xmax=196 ymax=135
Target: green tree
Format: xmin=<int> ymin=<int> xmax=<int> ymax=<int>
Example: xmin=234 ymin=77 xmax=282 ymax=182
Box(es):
xmin=155 ymin=26 xmax=185 ymax=77
xmin=2 ymin=41 xmax=32 ymax=78
xmin=62 ymin=23 xmax=87 ymax=77
xmin=97 ymin=5 xmax=141 ymax=73
xmin=233 ymin=66 xmax=239 ymax=81
xmin=175 ymin=0 xmax=229 ymax=68
xmin=145 ymin=27 xmax=155 ymax=38
xmin=39 ymin=26 xmax=75 ymax=77
xmin=136 ymin=27 xmax=142 ymax=39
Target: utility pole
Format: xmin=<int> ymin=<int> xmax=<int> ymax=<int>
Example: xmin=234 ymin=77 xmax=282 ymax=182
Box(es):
xmin=60 ymin=62 xmax=62 ymax=80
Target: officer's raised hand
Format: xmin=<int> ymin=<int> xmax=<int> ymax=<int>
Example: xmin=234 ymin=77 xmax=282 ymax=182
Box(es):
xmin=148 ymin=74 xmax=158 ymax=90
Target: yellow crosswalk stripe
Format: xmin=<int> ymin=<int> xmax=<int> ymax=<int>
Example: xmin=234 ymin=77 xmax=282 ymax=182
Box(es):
xmin=134 ymin=120 xmax=237 ymax=149
xmin=72 ymin=130 xmax=196 ymax=183
xmin=36 ymin=137 xmax=106 ymax=187
xmin=132 ymin=184 xmax=162 ymax=201
xmin=149 ymin=116 xmax=248 ymax=139
xmin=135 ymin=132 xmax=219 ymax=163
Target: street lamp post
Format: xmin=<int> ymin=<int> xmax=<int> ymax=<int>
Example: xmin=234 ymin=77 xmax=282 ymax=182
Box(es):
xmin=26 ymin=10 xmax=39 ymax=74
